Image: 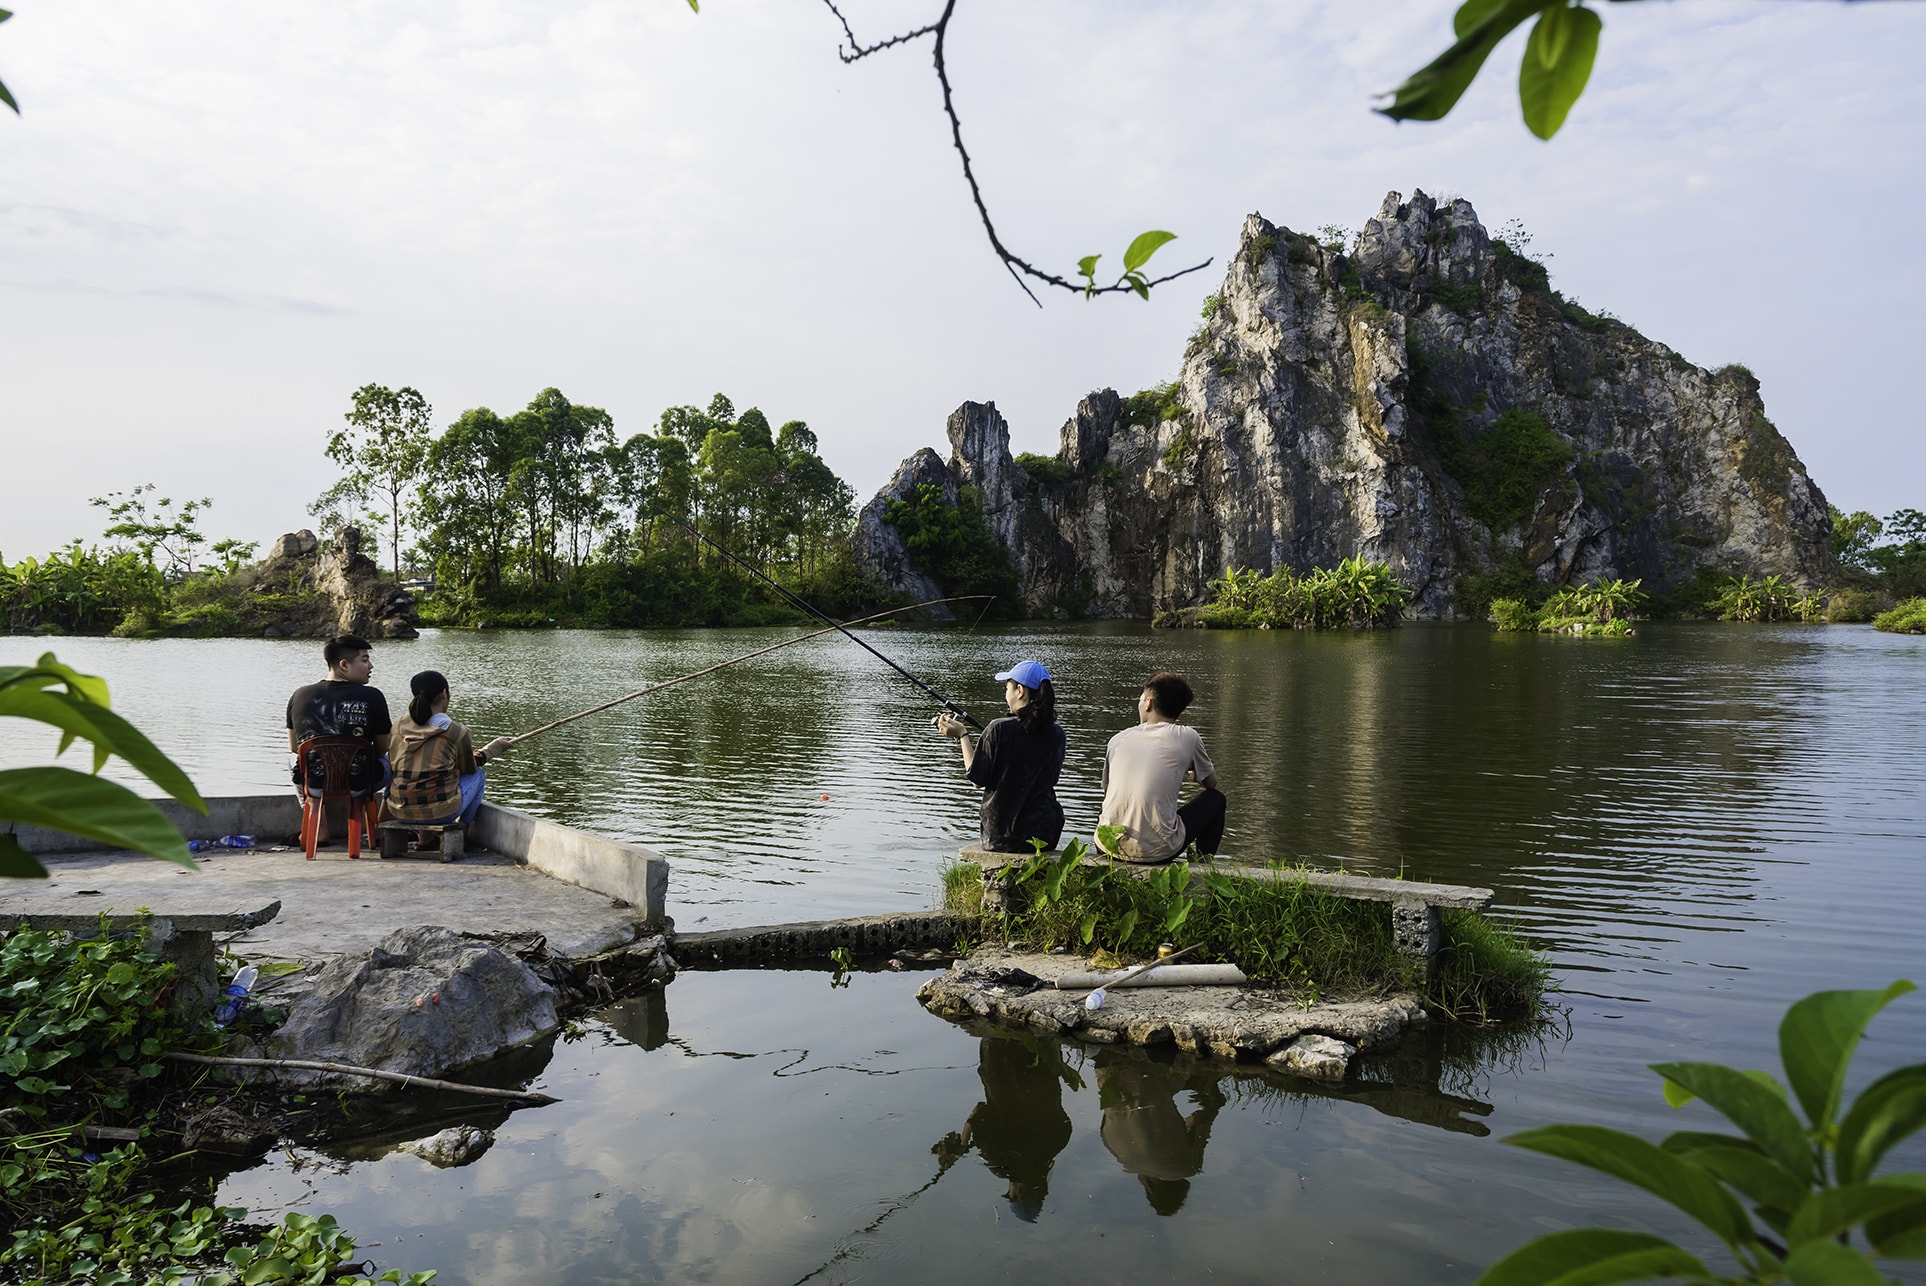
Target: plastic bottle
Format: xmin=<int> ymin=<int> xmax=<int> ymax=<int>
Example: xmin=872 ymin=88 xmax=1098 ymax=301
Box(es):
xmin=1085 ymin=987 xmax=1107 ymax=1012
xmin=220 ymin=834 xmax=255 ymax=849
xmin=215 ymin=964 xmax=259 ymax=1026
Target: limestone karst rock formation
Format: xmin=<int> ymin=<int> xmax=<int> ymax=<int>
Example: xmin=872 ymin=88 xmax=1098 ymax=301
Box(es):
xmin=854 ymin=190 xmax=1834 ymax=618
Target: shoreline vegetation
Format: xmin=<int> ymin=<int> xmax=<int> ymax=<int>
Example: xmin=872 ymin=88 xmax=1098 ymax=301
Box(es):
xmin=5 ymin=377 xmax=1923 ymax=638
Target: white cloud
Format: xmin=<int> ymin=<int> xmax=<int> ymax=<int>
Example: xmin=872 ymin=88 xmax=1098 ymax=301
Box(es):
xmin=2 ymin=0 xmax=1921 ymax=558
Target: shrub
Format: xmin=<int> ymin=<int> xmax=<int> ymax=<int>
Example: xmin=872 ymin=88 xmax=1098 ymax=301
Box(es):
xmin=883 ymin=483 xmax=1023 ymax=617
xmin=1123 ymin=381 xmax=1186 ymax=428
xmin=1824 ymin=588 xmax=1882 ymax=623
xmin=1714 ymin=574 xmax=1822 ymax=623
xmin=1873 ymin=597 xmax=1926 ymax=634
xmin=1013 ymin=452 xmax=1071 ymax=486
xmin=1444 ymin=409 xmax=1575 ymax=532
xmin=1489 ymin=598 xmax=1539 ymax=632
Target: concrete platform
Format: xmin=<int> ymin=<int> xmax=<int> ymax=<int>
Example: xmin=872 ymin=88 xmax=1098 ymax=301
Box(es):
xmin=1 ymin=842 xmax=649 ymax=964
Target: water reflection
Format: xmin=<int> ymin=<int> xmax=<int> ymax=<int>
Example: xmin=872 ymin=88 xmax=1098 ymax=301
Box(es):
xmin=933 ymin=1032 xmax=1076 ymax=1222
xmin=1093 ymin=1047 xmax=1225 ymax=1215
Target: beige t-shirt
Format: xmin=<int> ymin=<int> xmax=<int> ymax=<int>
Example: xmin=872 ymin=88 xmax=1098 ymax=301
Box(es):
xmin=1099 ymin=722 xmax=1216 ymax=861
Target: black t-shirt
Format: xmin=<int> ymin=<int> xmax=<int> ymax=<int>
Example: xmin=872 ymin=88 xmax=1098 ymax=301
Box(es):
xmin=286 ymin=680 xmax=393 ymax=791
xmin=966 ymin=715 xmax=1067 ymax=853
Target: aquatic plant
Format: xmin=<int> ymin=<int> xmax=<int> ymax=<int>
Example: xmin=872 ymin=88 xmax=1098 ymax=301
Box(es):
xmin=1873 ymin=597 xmax=1926 ymax=635
xmin=0 ymin=923 xmax=436 ymax=1284
xmin=1714 ymin=574 xmax=1810 ymax=623
xmin=1491 ymin=578 xmax=1645 ymax=636
xmin=1476 ymin=981 xmax=1926 ymax=1285
xmin=1199 ymin=558 xmax=1412 ymax=631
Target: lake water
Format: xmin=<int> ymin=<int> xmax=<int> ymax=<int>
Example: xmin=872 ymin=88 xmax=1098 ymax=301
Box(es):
xmin=5 ymin=622 xmax=1924 ymax=1283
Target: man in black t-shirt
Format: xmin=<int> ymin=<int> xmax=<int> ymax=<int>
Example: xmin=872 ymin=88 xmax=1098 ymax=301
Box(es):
xmin=286 ymin=634 xmax=393 ymax=842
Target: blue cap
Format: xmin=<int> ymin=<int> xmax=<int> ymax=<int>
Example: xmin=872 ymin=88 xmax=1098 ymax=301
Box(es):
xmin=994 ymin=660 xmax=1051 ymax=689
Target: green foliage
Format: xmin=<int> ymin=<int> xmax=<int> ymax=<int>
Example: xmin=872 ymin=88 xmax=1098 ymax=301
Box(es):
xmin=1315 ymin=225 xmax=1353 ymax=253
xmin=1 ymin=544 xmax=167 ymax=635
xmin=1122 ymin=381 xmax=1186 ymax=429
xmin=1831 ymin=506 xmax=1886 ymax=574
xmin=1076 ymin=230 xmax=1179 ymax=300
xmin=1199 ymin=292 xmax=1223 ymax=321
xmin=1161 ymin=427 xmax=1195 ymax=470
xmin=1489 ymin=238 xmax=1552 ymax=295
xmin=0 ymin=926 xmax=434 ymax=1284
xmin=1431 ymin=280 xmax=1485 ymax=314
xmin=1476 ymin=981 xmax=1926 ymax=1285
xmin=1013 ymin=452 xmax=1071 ymax=486
xmin=883 ymin=484 xmax=1022 ymax=617
xmin=1442 ymin=409 xmax=1575 ymax=533
xmin=90 ymin=485 xmax=213 ymax=579
xmin=1715 ymin=574 xmax=1824 ymax=624
xmin=993 ymin=842 xmax=1547 ymax=1020
xmin=1381 ymin=1 xmax=1604 ymax=140
xmin=0 ymin=922 xmax=199 ymax=1121
xmin=1873 ymin=597 xmax=1926 ymax=635
xmin=0 ymin=654 xmax=205 ymax=878
xmin=1824 ymin=588 xmax=1882 ymax=624
xmin=1200 ymin=559 xmax=1411 ymax=631
xmin=1492 ymin=578 xmax=1646 ymax=635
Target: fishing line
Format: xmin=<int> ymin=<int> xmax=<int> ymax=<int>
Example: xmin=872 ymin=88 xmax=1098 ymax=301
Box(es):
xmin=674 ymin=521 xmax=985 ymax=729
xmin=506 ymin=597 xmax=986 ymax=744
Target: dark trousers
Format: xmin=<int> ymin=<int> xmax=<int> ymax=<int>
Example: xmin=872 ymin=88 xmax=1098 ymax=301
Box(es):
xmin=1177 ymin=787 xmax=1227 ymax=856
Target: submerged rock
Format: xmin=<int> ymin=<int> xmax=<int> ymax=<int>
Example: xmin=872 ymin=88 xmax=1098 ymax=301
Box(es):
xmin=854 ymin=191 xmax=1834 ymax=617
xmin=255 ymin=926 xmax=559 ymax=1086
xmin=402 ymin=1124 xmax=495 ymax=1167
xmin=1266 ymin=1033 xmax=1357 ymax=1082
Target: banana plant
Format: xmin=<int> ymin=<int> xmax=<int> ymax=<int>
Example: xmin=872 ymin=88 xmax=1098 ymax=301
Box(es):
xmin=0 ymin=653 xmax=205 ymax=878
xmin=1478 ymin=981 xmax=1926 ymax=1284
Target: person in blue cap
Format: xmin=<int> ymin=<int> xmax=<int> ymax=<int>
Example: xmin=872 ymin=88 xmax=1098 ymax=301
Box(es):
xmin=934 ymin=659 xmax=1066 ymax=852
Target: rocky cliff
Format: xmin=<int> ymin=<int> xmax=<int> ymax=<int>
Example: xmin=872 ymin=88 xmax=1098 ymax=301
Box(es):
xmin=854 ymin=190 xmax=1834 ymax=618
xmin=239 ymin=527 xmax=419 ymax=639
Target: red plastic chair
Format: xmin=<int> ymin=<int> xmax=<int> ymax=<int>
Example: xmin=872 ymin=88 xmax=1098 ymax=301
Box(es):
xmin=295 ymin=736 xmax=384 ymax=860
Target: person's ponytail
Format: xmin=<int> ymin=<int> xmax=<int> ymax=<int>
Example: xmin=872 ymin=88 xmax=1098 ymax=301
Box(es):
xmin=1016 ymin=680 xmax=1056 ymax=734
xmin=408 ymin=670 xmax=449 ymax=727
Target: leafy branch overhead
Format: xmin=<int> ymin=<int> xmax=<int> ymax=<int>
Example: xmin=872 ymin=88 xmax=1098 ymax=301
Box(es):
xmin=696 ymin=0 xmax=1211 ymax=306
xmin=1382 ymin=0 xmax=1606 ymax=140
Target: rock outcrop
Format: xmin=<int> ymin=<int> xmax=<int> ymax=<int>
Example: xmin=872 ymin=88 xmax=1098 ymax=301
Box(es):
xmin=239 ymin=526 xmax=419 ymax=639
xmin=251 ymin=926 xmax=559 ymax=1086
xmin=854 ymin=191 xmax=1834 ymax=617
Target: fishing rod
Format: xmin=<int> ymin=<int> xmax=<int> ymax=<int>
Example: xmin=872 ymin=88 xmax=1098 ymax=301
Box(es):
xmin=506 ymin=596 xmax=987 ymax=745
xmin=675 ymin=521 xmax=985 ymax=730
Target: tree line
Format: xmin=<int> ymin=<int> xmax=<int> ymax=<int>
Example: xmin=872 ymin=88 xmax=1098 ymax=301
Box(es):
xmin=312 ymin=384 xmax=871 ymax=627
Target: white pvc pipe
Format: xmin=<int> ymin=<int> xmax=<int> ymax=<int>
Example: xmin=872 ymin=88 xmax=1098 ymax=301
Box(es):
xmin=1054 ymin=963 xmax=1248 ymax=990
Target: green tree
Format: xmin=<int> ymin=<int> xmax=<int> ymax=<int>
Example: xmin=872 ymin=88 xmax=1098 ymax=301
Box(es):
xmin=1830 ymin=505 xmax=1885 ymax=575
xmin=328 ymin=384 xmax=433 ymax=574
xmin=89 ymin=484 xmax=212 ymax=578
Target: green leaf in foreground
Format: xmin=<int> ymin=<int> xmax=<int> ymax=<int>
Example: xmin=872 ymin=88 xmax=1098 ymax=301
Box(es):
xmin=1473 ymin=1227 xmax=1709 ymax=1286
xmin=0 ymin=834 xmax=47 ymax=879
xmin=0 ymin=767 xmax=196 ymax=869
xmin=1503 ymin=1124 xmax=1756 ymax=1252
xmin=1121 ymin=230 xmax=1177 ymax=274
xmin=1837 ymin=1066 xmax=1926 ymax=1185
xmin=1780 ymin=982 xmax=1916 ymax=1136
xmin=1651 ymin=1061 xmax=1813 ymax=1184
xmin=1378 ymin=0 xmax=1544 ymax=124
xmin=1783 ymin=1236 xmax=1893 ymax=1285
xmin=1518 ymin=4 xmax=1600 ymax=139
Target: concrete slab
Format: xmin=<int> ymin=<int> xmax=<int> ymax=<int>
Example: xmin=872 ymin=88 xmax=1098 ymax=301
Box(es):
xmin=0 ymin=845 xmax=647 ymax=963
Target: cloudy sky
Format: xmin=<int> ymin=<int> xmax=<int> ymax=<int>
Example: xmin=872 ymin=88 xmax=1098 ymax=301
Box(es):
xmin=3 ymin=0 xmax=1922 ymax=559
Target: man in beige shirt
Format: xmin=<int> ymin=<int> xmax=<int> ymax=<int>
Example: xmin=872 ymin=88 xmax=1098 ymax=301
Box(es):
xmin=1098 ymin=672 xmax=1227 ymax=862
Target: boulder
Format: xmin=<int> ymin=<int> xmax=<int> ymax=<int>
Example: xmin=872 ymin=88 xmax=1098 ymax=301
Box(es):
xmin=257 ymin=926 xmax=559 ymax=1086
xmin=1266 ymin=1033 xmax=1357 ymax=1082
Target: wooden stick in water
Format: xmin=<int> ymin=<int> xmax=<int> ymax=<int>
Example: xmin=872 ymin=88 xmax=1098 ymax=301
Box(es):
xmin=506 ymin=596 xmax=989 ymax=745
xmin=163 ymin=1051 xmax=559 ymax=1104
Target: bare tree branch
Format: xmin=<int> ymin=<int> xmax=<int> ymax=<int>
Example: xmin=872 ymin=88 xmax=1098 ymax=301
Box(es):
xmin=819 ymin=0 xmax=1213 ymax=307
